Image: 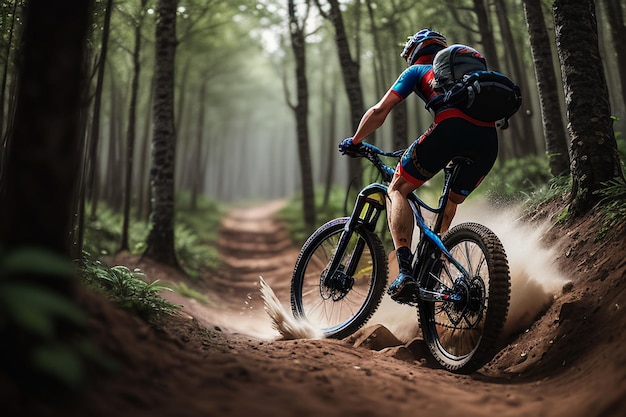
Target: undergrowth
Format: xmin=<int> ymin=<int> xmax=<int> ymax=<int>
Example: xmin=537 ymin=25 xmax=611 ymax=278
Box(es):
xmin=279 ymin=185 xmax=350 ymax=245
xmin=595 ymin=176 xmax=626 ymax=239
xmin=482 ymin=155 xmax=553 ymax=205
xmin=79 ymin=256 xmax=181 ymax=322
xmin=85 ymin=194 xmax=223 ymax=278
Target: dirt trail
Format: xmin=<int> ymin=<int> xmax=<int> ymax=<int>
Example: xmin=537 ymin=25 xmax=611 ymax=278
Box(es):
xmin=15 ymin=200 xmax=624 ymax=417
xmin=160 ymin=200 xmax=626 ymax=417
xmin=163 ymin=200 xmax=299 ymax=339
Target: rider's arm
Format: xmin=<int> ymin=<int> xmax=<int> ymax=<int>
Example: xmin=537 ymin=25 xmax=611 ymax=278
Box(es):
xmin=351 ymin=89 xmax=403 ymax=145
xmin=351 ymin=65 xmax=428 ymax=145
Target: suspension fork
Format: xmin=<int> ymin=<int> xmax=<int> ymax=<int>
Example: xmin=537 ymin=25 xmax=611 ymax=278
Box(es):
xmin=325 ymin=184 xmax=387 ymax=278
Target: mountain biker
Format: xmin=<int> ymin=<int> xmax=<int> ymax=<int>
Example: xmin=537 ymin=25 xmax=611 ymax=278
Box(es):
xmin=338 ymin=29 xmax=499 ymax=302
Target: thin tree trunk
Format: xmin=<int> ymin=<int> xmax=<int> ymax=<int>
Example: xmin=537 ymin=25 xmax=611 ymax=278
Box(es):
xmin=389 ymin=3 xmax=410 ymax=149
xmin=316 ymin=0 xmax=364 ymax=189
xmin=120 ymin=0 xmax=147 ymax=252
xmin=523 ymin=0 xmax=570 ymax=176
xmin=190 ymin=81 xmax=206 ymax=211
xmin=106 ymin=76 xmax=119 ymax=208
xmin=87 ymin=0 xmax=113 ymax=219
xmin=494 ymin=0 xmax=537 ymax=156
xmin=137 ymin=74 xmax=154 ymax=221
xmin=323 ymin=76 xmax=338 ymax=209
xmin=286 ymin=0 xmax=316 ymax=230
xmin=0 ymin=0 xmax=18 ymax=143
xmin=599 ymin=0 xmax=626 ymax=111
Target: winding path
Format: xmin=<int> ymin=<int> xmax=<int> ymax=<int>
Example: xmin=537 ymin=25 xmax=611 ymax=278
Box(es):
xmin=155 ymin=200 xmax=625 ymax=417
xmin=169 ymin=200 xmax=300 ymax=339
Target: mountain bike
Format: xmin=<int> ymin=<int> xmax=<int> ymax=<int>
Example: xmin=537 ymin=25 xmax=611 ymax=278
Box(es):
xmin=290 ymin=142 xmax=510 ymax=373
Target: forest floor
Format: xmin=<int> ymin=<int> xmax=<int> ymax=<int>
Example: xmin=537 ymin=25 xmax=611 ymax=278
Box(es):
xmin=7 ymin=199 xmax=626 ymax=417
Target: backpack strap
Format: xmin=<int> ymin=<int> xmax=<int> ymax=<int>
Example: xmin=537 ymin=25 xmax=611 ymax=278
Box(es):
xmin=425 ymin=94 xmax=445 ymax=112
xmin=425 ymin=82 xmax=469 ymax=113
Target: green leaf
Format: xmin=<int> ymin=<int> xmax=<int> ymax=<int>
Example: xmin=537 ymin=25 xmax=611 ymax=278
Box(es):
xmin=0 ymin=283 xmax=86 ymax=338
xmin=32 ymin=344 xmax=84 ymax=388
xmin=1 ymin=248 xmax=75 ymax=278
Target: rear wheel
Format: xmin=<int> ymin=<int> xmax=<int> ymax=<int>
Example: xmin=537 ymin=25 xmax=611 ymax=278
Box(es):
xmin=290 ymin=217 xmax=388 ymax=339
xmin=419 ymin=222 xmax=510 ymax=373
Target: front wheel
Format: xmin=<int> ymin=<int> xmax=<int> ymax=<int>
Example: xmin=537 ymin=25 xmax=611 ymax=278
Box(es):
xmin=419 ymin=222 xmax=510 ymax=373
xmin=290 ymin=217 xmax=388 ymax=339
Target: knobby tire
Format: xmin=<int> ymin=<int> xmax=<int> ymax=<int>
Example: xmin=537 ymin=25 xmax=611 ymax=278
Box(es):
xmin=419 ymin=222 xmax=510 ymax=373
xmin=290 ymin=217 xmax=388 ymax=339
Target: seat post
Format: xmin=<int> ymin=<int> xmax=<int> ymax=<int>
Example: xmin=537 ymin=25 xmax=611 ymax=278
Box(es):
xmin=432 ymin=163 xmax=462 ymax=234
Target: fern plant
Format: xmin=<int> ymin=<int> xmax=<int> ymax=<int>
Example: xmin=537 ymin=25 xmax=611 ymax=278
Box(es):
xmin=80 ymin=257 xmax=180 ymax=322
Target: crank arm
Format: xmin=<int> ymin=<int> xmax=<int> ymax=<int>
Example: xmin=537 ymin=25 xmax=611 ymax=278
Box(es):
xmin=418 ymin=287 xmax=462 ymax=302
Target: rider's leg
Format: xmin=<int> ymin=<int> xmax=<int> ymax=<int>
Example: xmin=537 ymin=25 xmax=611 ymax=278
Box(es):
xmin=440 ymin=191 xmax=466 ymax=234
xmin=386 ymin=173 xmax=421 ymax=299
xmin=387 ymin=174 xmax=419 ymax=250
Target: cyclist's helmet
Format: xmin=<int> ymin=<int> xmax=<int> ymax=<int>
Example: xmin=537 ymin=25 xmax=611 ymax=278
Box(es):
xmin=400 ymin=29 xmax=447 ymax=66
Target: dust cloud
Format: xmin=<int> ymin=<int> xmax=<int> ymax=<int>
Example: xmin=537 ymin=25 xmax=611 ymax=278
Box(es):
xmin=455 ymin=201 xmax=570 ymax=337
xmin=370 ymin=201 xmax=570 ymax=342
xmin=261 ymin=201 xmax=569 ymax=342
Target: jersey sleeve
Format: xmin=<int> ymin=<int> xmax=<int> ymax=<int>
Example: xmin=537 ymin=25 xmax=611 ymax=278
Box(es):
xmin=391 ymin=65 xmax=431 ymax=100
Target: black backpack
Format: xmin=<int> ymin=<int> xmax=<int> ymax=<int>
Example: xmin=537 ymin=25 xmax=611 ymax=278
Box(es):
xmin=426 ymin=44 xmax=522 ymax=125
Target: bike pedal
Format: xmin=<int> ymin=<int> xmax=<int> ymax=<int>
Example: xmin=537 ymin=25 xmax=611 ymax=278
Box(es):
xmin=389 ymin=281 xmax=418 ymax=305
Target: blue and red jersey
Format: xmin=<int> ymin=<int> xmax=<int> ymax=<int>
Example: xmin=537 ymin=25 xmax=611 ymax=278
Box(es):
xmin=390 ymin=64 xmax=495 ymax=127
xmin=390 ymin=64 xmax=439 ymax=104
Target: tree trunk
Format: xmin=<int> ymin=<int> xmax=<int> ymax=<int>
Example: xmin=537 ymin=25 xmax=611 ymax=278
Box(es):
xmin=0 ymin=0 xmax=91 ymax=389
xmin=472 ymin=0 xmax=500 ymax=70
xmin=287 ymin=0 xmax=316 ymax=230
xmin=120 ymin=0 xmax=147 ymax=252
xmin=523 ymin=0 xmax=570 ymax=176
xmin=553 ymin=0 xmax=624 ymax=217
xmin=0 ymin=0 xmax=18 ymax=144
xmin=494 ymin=0 xmax=537 ymax=156
xmin=599 ymin=0 xmax=626 ymax=111
xmin=190 ymin=81 xmax=207 ymax=211
xmin=388 ymin=5 xmax=409 ymax=150
xmin=143 ymin=0 xmax=181 ymax=269
xmin=105 ymin=76 xmax=122 ymax=210
xmin=0 ymin=0 xmax=90 ymax=255
xmin=323 ymin=75 xmax=338 ymax=209
xmin=87 ymin=0 xmax=113 ymax=219
xmin=316 ymin=0 xmax=364 ymax=189
xmin=137 ymin=74 xmax=154 ymax=221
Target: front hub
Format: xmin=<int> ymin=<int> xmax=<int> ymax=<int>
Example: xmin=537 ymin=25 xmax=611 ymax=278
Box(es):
xmin=320 ymin=266 xmax=354 ymax=301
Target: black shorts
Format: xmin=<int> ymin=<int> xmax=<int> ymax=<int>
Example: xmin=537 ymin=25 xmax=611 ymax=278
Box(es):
xmin=397 ymin=109 xmax=498 ymax=197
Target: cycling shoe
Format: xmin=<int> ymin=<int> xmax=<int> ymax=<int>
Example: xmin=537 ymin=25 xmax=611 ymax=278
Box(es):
xmin=388 ymin=272 xmax=417 ymax=303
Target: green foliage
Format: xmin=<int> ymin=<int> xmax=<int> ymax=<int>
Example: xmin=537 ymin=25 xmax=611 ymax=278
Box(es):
xmin=280 ymin=185 xmax=351 ymax=245
xmin=165 ymin=281 xmax=210 ymax=305
xmin=519 ymin=174 xmax=572 ymax=216
xmin=482 ymin=155 xmax=553 ymax=204
xmin=84 ymin=204 xmax=149 ymax=256
xmin=281 ymin=171 xmax=447 ymax=248
xmin=595 ymin=176 xmax=626 ymax=239
xmin=79 ymin=257 xmax=181 ymax=322
xmin=0 ymin=248 xmax=113 ymax=390
xmin=174 ymin=194 xmax=223 ymax=275
xmin=85 ymin=195 xmax=223 ymax=276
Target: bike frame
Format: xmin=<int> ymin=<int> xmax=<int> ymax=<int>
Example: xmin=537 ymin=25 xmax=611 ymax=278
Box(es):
xmin=326 ymin=147 xmax=471 ymax=303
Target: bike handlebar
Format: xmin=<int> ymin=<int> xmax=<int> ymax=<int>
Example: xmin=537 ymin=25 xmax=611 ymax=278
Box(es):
xmin=356 ymin=142 xmax=404 ymax=183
